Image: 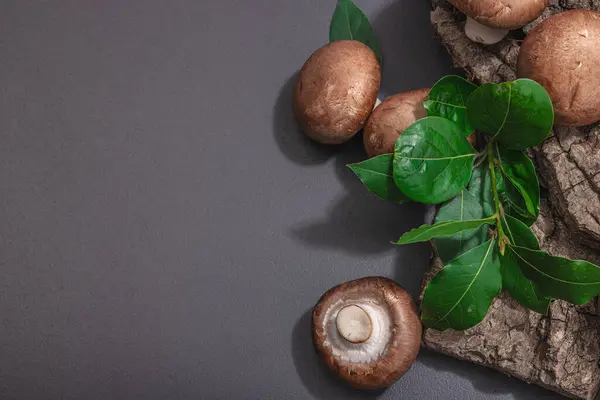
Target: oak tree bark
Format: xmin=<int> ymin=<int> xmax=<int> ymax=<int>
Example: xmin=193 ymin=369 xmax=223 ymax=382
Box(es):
xmin=424 ymin=2 xmax=600 ymax=398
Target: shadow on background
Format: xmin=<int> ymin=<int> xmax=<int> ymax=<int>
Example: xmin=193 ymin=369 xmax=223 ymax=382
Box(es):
xmin=291 ymin=309 xmax=386 ymax=400
xmin=393 ymin=245 xmax=430 ymax=299
xmin=373 ymin=0 xmax=462 ymax=97
xmin=290 ymin=134 xmax=426 ymax=255
xmin=284 ymin=111 xmax=426 ymax=255
xmin=272 ymin=73 xmax=337 ymax=166
xmin=331 ymin=133 xmax=371 ymax=192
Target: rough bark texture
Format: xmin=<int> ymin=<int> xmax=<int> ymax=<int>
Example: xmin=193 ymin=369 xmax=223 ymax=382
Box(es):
xmin=424 ymin=2 xmax=600 ymax=399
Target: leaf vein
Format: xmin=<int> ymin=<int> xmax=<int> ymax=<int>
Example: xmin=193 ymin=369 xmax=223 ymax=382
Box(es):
xmin=435 ymin=241 xmax=494 ymax=324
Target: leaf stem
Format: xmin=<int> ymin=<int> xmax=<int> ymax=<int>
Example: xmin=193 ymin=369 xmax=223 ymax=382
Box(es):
xmin=473 ymin=149 xmax=488 ymax=169
xmin=488 ymin=140 xmax=508 ymax=254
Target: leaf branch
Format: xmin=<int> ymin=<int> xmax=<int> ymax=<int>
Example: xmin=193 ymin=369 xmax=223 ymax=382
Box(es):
xmin=488 ymin=140 xmax=508 ymax=254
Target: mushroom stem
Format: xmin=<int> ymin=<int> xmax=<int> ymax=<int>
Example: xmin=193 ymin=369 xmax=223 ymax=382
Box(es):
xmin=312 ymin=277 xmax=422 ymax=388
xmin=373 ymin=97 xmax=382 ymax=111
xmin=336 ymin=304 xmax=372 ymax=343
xmin=464 ymin=17 xmax=509 ymax=45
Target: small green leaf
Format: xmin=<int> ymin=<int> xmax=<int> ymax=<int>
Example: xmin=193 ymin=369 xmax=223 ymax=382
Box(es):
xmin=421 ymin=239 xmax=501 ymax=331
xmin=347 ymin=154 xmax=410 ymax=203
xmin=393 ymin=117 xmax=476 ymax=204
xmin=496 ymin=145 xmax=540 ymax=218
xmin=467 ymin=79 xmax=554 ymax=150
xmin=330 ymin=0 xmax=382 ymax=63
xmin=396 ymin=216 xmax=495 ymax=245
xmin=469 ymin=162 xmax=494 ymax=217
xmin=509 ymin=245 xmax=600 ymax=305
xmin=496 ymin=172 xmax=536 ymax=226
xmin=424 ymin=75 xmax=478 ymax=136
xmin=502 ymin=215 xmax=539 ymax=250
xmin=500 ymin=216 xmax=550 ymax=315
xmin=435 ymin=190 xmax=488 ymax=263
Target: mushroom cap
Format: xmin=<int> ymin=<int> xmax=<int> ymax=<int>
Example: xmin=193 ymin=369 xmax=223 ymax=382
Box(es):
xmin=293 ymin=40 xmax=381 ymax=144
xmin=517 ymin=10 xmax=600 ymax=126
xmin=312 ymin=277 xmax=422 ymax=389
xmin=363 ymin=89 xmax=430 ymax=158
xmin=448 ymin=0 xmax=548 ymax=29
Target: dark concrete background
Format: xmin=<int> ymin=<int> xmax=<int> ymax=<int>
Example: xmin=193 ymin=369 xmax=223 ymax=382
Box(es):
xmin=0 ymin=1 xmax=562 ymax=399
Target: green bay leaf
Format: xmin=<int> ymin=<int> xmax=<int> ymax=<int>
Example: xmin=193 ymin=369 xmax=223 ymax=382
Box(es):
xmin=502 ymin=215 xmax=539 ymax=250
xmin=435 ymin=190 xmax=488 ymax=263
xmin=393 ymin=116 xmax=476 ymax=204
xmin=329 ymin=0 xmax=381 ymax=63
xmin=468 ymin=162 xmax=494 ymax=217
xmin=467 ymin=79 xmax=554 ymax=150
xmin=509 ymin=245 xmax=600 ymax=305
xmin=421 ymin=239 xmax=502 ymax=331
xmin=424 ymin=75 xmax=478 ymax=136
xmin=347 ymin=154 xmax=409 ymax=203
xmin=496 ymin=171 xmax=536 ymax=226
xmin=396 ymin=216 xmax=495 ymax=245
xmin=496 ymin=145 xmax=540 ymax=218
xmin=500 ymin=216 xmax=550 ymax=315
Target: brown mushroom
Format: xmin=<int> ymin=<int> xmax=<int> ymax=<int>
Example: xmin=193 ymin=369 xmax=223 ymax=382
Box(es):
xmin=364 ymin=89 xmax=478 ymax=157
xmin=312 ymin=277 xmax=421 ymax=389
xmin=448 ymin=0 xmax=548 ymax=44
xmin=517 ymin=10 xmax=600 ymax=126
xmin=363 ymin=89 xmax=430 ymax=158
xmin=293 ymin=40 xmax=381 ymax=144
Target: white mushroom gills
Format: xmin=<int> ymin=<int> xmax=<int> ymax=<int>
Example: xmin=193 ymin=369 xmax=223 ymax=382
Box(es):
xmin=336 ymin=305 xmax=372 ymax=343
xmin=322 ymin=299 xmax=392 ymax=363
xmin=464 ymin=17 xmax=509 ymax=45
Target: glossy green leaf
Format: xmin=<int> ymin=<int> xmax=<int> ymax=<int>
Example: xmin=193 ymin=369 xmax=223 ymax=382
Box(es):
xmin=329 ymin=0 xmax=382 ymax=63
xmin=393 ymin=117 xmax=476 ymax=204
xmin=424 ymin=75 xmax=478 ymax=136
xmin=496 ymin=145 xmax=540 ymax=218
xmin=421 ymin=239 xmax=501 ymax=331
xmin=469 ymin=162 xmax=494 ymax=217
xmin=500 ymin=216 xmax=550 ymax=315
xmin=509 ymin=245 xmax=600 ymax=305
xmin=434 ymin=190 xmax=488 ymax=263
xmin=496 ymin=172 xmax=536 ymax=226
xmin=396 ymin=216 xmax=495 ymax=245
xmin=347 ymin=154 xmax=409 ymax=203
xmin=467 ymin=79 xmax=554 ymax=150
xmin=502 ymin=215 xmax=539 ymax=250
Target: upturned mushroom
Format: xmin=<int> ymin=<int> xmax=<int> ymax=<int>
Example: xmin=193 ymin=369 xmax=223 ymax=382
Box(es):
xmin=293 ymin=40 xmax=381 ymax=144
xmin=312 ymin=277 xmax=421 ymax=389
xmin=363 ymin=89 xmax=430 ymax=158
xmin=448 ymin=0 xmax=548 ymax=45
xmin=517 ymin=10 xmax=600 ymax=126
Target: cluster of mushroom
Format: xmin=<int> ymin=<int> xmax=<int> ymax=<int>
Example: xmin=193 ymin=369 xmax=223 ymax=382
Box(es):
xmin=447 ymin=2 xmax=600 ymax=126
xmin=294 ymin=3 xmax=600 ymax=392
xmin=293 ymin=40 xmax=434 ymax=156
xmin=451 ymin=2 xmax=600 ymax=126
xmin=294 ymin=8 xmax=600 ymax=150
